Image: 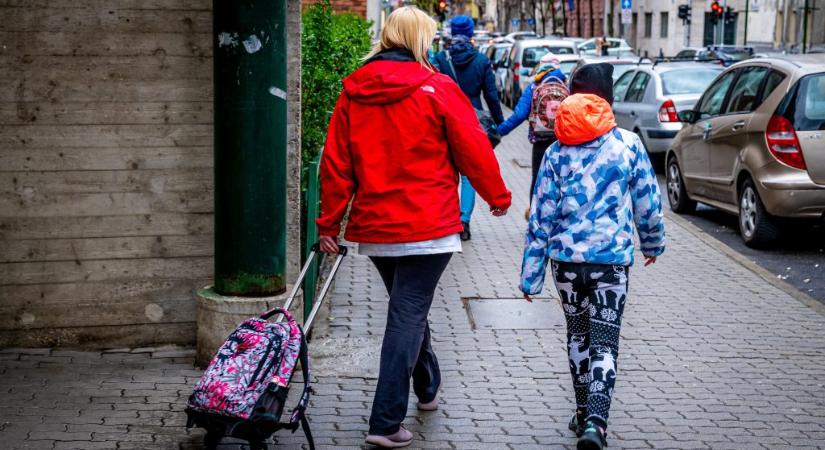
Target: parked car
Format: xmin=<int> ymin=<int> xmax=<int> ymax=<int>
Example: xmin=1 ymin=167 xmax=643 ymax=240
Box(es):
xmin=666 ymin=55 xmax=825 ymax=246
xmin=674 ymin=46 xmax=753 ymax=65
xmin=501 ymin=39 xmax=578 ymax=107
xmin=612 ymin=62 xmax=724 ymax=159
xmin=503 ymin=31 xmax=538 ymax=42
xmin=529 ymin=53 xmax=582 ymax=78
xmin=578 ymin=37 xmax=633 ymax=56
xmin=572 ymin=57 xmax=649 ymax=83
xmin=484 ymin=42 xmax=513 ymax=95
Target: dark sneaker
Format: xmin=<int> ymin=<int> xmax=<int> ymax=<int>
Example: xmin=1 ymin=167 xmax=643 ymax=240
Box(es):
xmin=460 ymin=222 xmax=471 ymax=241
xmin=577 ymin=422 xmax=607 ymax=450
xmin=568 ymin=411 xmax=586 ymax=437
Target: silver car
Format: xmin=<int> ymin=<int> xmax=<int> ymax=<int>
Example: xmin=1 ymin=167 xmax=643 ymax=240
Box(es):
xmin=501 ymin=39 xmax=578 ymax=107
xmin=612 ymin=62 xmax=723 ymax=158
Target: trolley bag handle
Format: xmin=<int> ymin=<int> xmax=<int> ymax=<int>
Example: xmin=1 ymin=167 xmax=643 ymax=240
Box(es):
xmin=263 ymin=242 xmax=347 ymax=328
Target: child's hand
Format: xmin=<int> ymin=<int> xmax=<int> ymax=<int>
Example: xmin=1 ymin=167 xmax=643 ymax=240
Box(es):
xmin=644 ymin=256 xmax=657 ymax=266
xmin=523 ymin=293 xmax=533 ymax=302
xmin=491 ymin=207 xmax=508 ymax=216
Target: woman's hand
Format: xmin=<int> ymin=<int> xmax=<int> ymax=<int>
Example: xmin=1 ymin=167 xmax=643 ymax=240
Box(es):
xmin=491 ymin=207 xmax=508 ymax=217
xmin=319 ymin=235 xmax=339 ymax=254
xmin=644 ymin=256 xmax=657 ymax=266
xmin=523 ymin=293 xmax=533 ymax=302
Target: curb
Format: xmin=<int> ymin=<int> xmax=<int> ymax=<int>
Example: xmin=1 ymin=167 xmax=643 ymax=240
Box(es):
xmin=665 ymin=210 xmax=825 ymax=316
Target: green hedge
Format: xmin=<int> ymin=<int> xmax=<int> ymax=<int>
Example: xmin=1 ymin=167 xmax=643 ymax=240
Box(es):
xmin=301 ymin=1 xmax=373 ymax=167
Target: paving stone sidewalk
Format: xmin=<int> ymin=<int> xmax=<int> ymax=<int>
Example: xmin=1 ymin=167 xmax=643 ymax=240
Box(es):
xmin=2 ymin=126 xmax=825 ymax=450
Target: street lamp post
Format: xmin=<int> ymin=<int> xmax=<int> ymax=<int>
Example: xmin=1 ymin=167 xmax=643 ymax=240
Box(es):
xmin=213 ymin=0 xmax=288 ymax=297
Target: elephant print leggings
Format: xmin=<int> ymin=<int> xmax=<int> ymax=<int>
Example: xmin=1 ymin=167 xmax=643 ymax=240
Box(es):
xmin=550 ymin=260 xmax=629 ymax=430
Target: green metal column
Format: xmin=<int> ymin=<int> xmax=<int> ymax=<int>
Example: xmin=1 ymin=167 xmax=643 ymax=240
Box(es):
xmin=213 ymin=0 xmax=287 ymax=296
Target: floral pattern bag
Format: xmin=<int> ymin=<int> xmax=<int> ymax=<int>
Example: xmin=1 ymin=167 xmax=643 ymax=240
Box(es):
xmin=186 ymin=307 xmax=305 ymax=420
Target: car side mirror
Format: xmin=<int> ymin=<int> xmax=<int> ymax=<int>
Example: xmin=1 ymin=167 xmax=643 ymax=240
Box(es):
xmin=678 ymin=110 xmax=696 ymax=124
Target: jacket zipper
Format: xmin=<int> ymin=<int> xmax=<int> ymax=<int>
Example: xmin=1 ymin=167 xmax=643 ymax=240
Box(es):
xmin=248 ymin=336 xmax=274 ymax=387
xmin=258 ymin=344 xmax=284 ymax=386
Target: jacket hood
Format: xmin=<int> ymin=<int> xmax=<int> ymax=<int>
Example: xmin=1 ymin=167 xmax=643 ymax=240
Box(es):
xmin=448 ymin=36 xmax=477 ymax=67
xmin=344 ymin=58 xmax=435 ymax=105
xmin=554 ymin=94 xmax=616 ymax=145
xmin=537 ymin=68 xmax=566 ymax=83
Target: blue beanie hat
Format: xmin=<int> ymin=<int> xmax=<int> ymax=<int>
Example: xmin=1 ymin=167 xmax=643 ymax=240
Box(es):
xmin=450 ymin=16 xmax=474 ymax=38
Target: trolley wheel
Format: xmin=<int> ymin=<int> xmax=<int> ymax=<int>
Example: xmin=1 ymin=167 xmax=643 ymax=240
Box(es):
xmin=203 ymin=430 xmax=222 ymax=449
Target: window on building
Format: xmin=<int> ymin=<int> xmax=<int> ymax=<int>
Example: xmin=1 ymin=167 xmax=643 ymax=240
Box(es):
xmin=644 ymin=13 xmax=652 ymax=38
xmin=660 ymin=12 xmax=669 ymax=38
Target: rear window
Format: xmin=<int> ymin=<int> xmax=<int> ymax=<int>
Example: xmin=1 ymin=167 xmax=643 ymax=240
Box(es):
xmin=492 ymin=47 xmax=509 ymax=65
xmin=660 ymin=68 xmax=722 ymax=95
xmin=611 ymin=64 xmax=635 ymax=81
xmin=560 ymin=61 xmax=578 ymax=75
xmin=522 ymin=47 xmax=550 ymax=67
xmin=789 ymin=73 xmax=825 ymax=131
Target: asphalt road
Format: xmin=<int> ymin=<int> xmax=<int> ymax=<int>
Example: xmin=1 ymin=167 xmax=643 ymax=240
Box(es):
xmin=658 ymin=178 xmax=825 ymax=304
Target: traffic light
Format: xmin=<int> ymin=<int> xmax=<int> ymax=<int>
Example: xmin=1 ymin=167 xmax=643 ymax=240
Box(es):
xmin=677 ymin=4 xmax=691 ymax=23
xmin=437 ymin=0 xmax=447 ymax=21
xmin=709 ymin=1 xmax=723 ymax=24
xmin=724 ymin=6 xmax=736 ymax=25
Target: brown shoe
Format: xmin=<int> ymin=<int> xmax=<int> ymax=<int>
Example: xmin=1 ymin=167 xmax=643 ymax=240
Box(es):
xmin=365 ymin=425 xmax=413 ymax=448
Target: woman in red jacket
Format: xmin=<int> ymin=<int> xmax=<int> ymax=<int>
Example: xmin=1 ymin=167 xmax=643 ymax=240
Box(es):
xmin=316 ymin=6 xmax=511 ymax=448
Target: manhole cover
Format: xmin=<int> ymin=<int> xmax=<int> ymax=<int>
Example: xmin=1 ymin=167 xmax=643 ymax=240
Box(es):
xmin=463 ymin=298 xmax=564 ymax=330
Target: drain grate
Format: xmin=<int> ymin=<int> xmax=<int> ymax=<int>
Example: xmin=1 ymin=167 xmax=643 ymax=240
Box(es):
xmin=462 ymin=297 xmax=564 ymax=330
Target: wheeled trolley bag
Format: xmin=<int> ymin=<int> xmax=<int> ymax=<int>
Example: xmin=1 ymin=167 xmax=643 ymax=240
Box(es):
xmin=185 ymin=244 xmax=348 ymax=450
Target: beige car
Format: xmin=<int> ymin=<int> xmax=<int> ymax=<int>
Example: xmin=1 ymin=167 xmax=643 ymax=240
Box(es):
xmin=666 ymin=55 xmax=825 ymax=246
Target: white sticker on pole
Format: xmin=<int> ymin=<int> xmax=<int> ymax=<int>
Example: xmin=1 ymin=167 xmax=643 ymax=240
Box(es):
xmin=621 ymin=8 xmax=632 ymax=24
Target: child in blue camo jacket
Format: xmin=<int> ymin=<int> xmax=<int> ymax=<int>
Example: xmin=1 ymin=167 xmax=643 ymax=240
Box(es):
xmin=519 ymin=63 xmax=665 ymax=450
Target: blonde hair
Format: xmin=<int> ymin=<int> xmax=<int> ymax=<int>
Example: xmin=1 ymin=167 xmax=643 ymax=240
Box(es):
xmin=364 ymin=6 xmax=437 ymax=70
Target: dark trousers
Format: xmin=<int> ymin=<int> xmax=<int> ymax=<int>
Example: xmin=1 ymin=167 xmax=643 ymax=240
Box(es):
xmin=367 ymin=253 xmax=452 ymax=435
xmin=530 ymin=139 xmax=553 ymax=199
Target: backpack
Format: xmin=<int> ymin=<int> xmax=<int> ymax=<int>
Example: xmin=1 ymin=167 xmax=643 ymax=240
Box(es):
xmin=443 ymin=51 xmax=502 ymax=148
xmin=529 ymin=76 xmax=569 ymax=139
xmin=185 ymin=307 xmax=314 ymax=450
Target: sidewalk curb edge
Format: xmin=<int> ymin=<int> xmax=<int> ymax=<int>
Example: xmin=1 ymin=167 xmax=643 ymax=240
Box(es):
xmin=665 ymin=210 xmax=825 ymax=316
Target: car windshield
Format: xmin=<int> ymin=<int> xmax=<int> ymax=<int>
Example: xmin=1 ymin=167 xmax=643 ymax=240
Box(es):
xmin=660 ymin=68 xmax=722 ymax=95
xmin=548 ymin=46 xmax=574 ymax=55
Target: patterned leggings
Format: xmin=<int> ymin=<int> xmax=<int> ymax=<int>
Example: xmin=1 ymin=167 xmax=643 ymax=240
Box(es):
xmin=550 ymin=260 xmax=629 ymax=430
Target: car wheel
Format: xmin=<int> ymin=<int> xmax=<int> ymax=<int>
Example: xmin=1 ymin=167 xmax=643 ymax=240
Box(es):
xmin=738 ymin=178 xmax=779 ymax=247
xmin=666 ymin=157 xmax=696 ymax=214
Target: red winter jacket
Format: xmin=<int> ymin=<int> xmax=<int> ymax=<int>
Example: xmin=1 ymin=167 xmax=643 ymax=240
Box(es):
xmin=316 ymin=59 xmax=512 ymax=243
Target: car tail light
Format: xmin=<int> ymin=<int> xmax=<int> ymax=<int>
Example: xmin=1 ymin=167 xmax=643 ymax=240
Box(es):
xmin=513 ymin=62 xmax=520 ymax=82
xmin=658 ymin=99 xmax=678 ymax=123
xmin=766 ymin=114 xmax=806 ymax=170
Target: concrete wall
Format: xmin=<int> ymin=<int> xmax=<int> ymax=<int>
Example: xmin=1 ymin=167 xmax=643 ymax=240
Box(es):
xmin=0 ymin=0 xmax=302 ymax=348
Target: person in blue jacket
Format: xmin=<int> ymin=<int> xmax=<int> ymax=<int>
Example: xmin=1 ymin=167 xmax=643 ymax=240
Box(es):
xmin=497 ymin=55 xmax=567 ymax=217
xmin=433 ymin=16 xmax=504 ymax=241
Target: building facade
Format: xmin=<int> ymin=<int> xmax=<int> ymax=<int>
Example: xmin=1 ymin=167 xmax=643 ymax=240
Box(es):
xmin=627 ymin=0 xmax=823 ymax=57
xmin=1 ymin=0 xmax=303 ymax=348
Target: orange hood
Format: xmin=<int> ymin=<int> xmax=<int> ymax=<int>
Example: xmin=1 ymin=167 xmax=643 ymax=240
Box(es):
xmin=554 ymin=94 xmax=617 ymax=145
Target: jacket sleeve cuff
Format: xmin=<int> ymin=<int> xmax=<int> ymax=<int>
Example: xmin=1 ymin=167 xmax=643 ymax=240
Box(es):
xmin=316 ymin=220 xmax=340 ymax=237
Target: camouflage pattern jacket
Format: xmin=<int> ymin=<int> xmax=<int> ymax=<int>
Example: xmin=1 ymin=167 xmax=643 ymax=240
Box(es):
xmin=519 ymin=96 xmax=665 ymax=295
